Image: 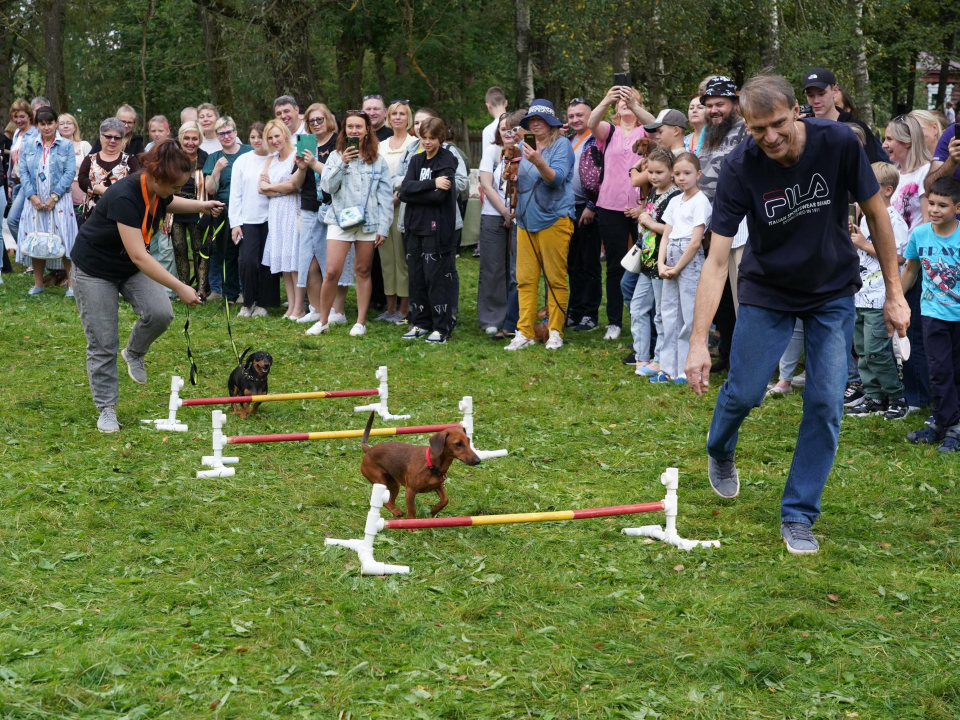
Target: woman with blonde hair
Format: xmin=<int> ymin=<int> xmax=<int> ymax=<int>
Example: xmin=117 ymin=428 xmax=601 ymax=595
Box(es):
xmin=164 ymin=120 xmax=209 ymax=293
xmin=197 ymin=102 xmax=222 ymax=154
xmin=295 ymin=103 xmax=354 ymax=325
xmin=258 ymin=118 xmax=306 ymax=317
xmin=908 ymin=109 xmax=947 ymax=156
xmin=376 ymin=100 xmax=417 ymax=322
xmin=883 ymin=114 xmax=932 ymax=230
xmin=57 ymin=113 xmax=91 ymax=222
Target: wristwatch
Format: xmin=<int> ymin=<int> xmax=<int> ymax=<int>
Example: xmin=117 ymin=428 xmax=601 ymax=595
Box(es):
xmin=50 ymin=192 xmax=60 ymax=202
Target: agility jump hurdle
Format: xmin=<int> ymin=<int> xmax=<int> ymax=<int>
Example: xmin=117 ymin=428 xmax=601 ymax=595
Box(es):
xmin=325 ymin=467 xmax=719 ymax=575
xmin=142 ymin=366 xmax=409 ymax=432
xmin=197 ymin=396 xmax=508 ymax=479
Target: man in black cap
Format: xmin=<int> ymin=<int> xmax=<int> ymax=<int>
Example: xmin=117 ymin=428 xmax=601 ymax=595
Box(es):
xmin=699 ymin=75 xmax=746 ymax=374
xmin=803 ymin=68 xmax=888 ymax=163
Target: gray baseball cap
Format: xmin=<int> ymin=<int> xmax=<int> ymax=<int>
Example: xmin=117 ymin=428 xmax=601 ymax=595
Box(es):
xmin=643 ymin=108 xmax=689 ymax=131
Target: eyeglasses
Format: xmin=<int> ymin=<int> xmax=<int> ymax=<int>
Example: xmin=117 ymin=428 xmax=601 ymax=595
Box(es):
xmin=102 ymin=134 xmax=122 ymax=142
xmin=501 ymin=126 xmax=522 ymax=137
xmin=308 ymin=117 xmax=326 ymax=126
xmin=216 ymin=129 xmax=235 ymax=138
xmin=363 ymin=94 xmax=383 ymax=101
xmin=120 ymin=120 xmax=135 ymax=126
xmin=568 ymin=97 xmax=589 ymax=106
xmin=391 ymin=99 xmax=410 ymax=105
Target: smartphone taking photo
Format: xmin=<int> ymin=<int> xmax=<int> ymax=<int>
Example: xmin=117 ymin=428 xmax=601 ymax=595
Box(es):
xmin=347 ymin=136 xmax=360 ymax=151
xmin=523 ymin=133 xmax=537 ymax=150
xmin=613 ymin=71 xmax=632 ymax=88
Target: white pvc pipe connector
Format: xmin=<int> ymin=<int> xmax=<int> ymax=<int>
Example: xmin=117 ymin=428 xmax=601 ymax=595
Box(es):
xmin=621 ymin=468 xmax=721 ymax=550
xmin=458 ymin=396 xmax=508 ymax=460
xmin=353 ymin=366 xmax=411 ymax=421
xmin=141 ymin=375 xmax=189 ymax=432
xmin=325 ymin=484 xmax=410 ymax=575
xmin=196 ymin=410 xmax=238 ymax=478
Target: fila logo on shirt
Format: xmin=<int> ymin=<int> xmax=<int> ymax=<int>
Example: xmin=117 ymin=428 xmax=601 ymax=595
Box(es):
xmin=419 ymin=168 xmax=433 ymax=181
xmin=762 ymin=173 xmax=830 ymax=223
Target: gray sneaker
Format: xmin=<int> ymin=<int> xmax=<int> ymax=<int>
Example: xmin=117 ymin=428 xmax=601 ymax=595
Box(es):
xmin=121 ymin=348 xmax=147 ymax=385
xmin=708 ymin=456 xmax=739 ymax=498
xmin=97 ymin=407 xmax=120 ymax=433
xmin=781 ymin=522 xmax=819 ymax=554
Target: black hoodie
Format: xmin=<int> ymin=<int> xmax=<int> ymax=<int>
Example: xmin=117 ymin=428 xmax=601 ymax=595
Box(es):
xmin=398 ymin=146 xmax=458 ymax=253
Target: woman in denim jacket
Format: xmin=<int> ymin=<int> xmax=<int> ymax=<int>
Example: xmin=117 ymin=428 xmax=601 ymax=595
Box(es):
xmin=310 ymin=110 xmax=392 ymax=338
xmin=16 ymin=106 xmax=78 ymax=296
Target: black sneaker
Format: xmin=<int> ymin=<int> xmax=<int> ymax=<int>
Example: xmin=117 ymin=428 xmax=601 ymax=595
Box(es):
xmin=573 ymin=316 xmax=598 ymax=332
xmin=938 ymin=426 xmax=960 ymax=453
xmin=883 ymin=397 xmax=912 ymax=420
xmin=907 ymin=423 xmax=944 ymax=444
xmin=843 ymin=382 xmax=865 ymax=407
xmin=710 ymin=358 xmax=729 ymax=374
xmin=622 ymin=352 xmax=636 ymax=365
xmin=845 ymin=396 xmax=887 ymax=416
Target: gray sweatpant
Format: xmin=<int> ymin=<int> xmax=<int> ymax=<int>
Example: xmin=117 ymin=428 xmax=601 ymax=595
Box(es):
xmin=659 ymin=238 xmax=704 ymax=379
xmin=72 ymin=265 xmax=174 ymax=410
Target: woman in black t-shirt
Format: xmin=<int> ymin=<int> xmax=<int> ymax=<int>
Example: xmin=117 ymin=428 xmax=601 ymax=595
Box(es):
xmin=71 ymin=140 xmax=224 ymax=433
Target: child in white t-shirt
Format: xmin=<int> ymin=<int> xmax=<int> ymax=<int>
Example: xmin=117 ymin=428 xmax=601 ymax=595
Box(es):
xmin=653 ymin=152 xmax=711 ymax=384
xmin=845 ymin=162 xmax=910 ymax=419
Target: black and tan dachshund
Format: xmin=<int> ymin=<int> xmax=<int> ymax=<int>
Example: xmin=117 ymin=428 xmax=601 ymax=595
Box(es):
xmin=227 ymin=350 xmax=273 ymax=419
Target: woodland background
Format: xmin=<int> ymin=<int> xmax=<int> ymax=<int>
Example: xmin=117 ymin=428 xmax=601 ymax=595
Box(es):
xmin=1 ymin=0 xmax=958 ymax=160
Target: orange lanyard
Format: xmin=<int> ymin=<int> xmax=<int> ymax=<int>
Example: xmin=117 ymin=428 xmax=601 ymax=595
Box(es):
xmin=140 ymin=174 xmax=159 ymax=246
xmin=572 ymin=131 xmax=592 ymax=152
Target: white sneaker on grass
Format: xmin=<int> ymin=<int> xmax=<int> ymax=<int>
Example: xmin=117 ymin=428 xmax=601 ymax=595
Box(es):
xmin=504 ymin=332 xmax=535 ymax=351
xmin=545 ymin=329 xmax=563 ymax=350
xmin=296 ymin=311 xmax=321 ymax=324
xmin=237 ymin=306 xmax=253 ymax=318
xmin=425 ymin=331 xmax=447 ymax=344
xmin=97 ymin=407 xmax=120 ymax=433
xmin=306 ymin=320 xmax=329 ymax=335
xmin=251 ymin=306 xmax=268 ymax=317
xmin=402 ymin=326 xmax=430 ymax=340
xmin=349 ymin=323 xmax=367 ymax=337
xmin=604 ymin=324 xmax=621 ymax=340
xmin=484 ymin=326 xmax=498 ymax=335
xmin=329 ymin=312 xmax=348 ymax=325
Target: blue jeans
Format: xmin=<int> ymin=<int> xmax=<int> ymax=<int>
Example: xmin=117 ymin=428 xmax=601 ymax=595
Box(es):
xmin=707 ymin=296 xmax=855 ymax=526
xmin=7 ymin=184 xmax=24 ymax=243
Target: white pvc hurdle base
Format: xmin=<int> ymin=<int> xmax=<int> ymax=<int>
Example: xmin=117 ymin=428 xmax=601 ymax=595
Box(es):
xmin=196 ymin=396 xmax=508 ymax=479
xmin=142 ymin=365 xmax=409 ymax=432
xmin=621 ymin=468 xmax=721 ymax=550
xmin=352 ymin=366 xmax=411 ymax=422
xmin=325 ymin=467 xmax=718 ymax=576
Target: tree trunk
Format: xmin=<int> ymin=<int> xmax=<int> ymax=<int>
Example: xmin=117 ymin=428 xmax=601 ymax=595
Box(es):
xmin=514 ymin=0 xmax=533 ymax=107
xmin=905 ymin=51 xmax=917 ymax=112
xmin=42 ymin=0 xmax=67 ymax=111
xmin=139 ymin=0 xmax=154 ymax=121
xmin=848 ymin=0 xmax=874 ymax=129
xmin=935 ymin=32 xmax=957 ymax=110
xmin=336 ymin=32 xmax=365 ymax=111
xmin=199 ymin=2 xmax=233 ymax=115
xmin=759 ymin=0 xmax=779 ymax=70
xmin=0 ymin=24 xmax=14 ymax=114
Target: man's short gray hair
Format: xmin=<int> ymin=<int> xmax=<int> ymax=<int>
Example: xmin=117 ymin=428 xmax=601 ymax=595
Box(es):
xmin=273 ymin=95 xmax=297 ymax=110
xmin=31 ymin=96 xmax=51 ymax=110
xmin=739 ymin=75 xmax=796 ymax=120
xmin=99 ymin=117 xmax=126 ymax=137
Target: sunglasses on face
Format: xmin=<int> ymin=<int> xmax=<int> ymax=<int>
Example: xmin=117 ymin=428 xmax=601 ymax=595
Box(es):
xmin=308 ymin=117 xmax=326 ymax=126
xmin=102 ymin=134 xmax=122 ymax=142
xmin=502 ymin=126 xmax=522 ymax=137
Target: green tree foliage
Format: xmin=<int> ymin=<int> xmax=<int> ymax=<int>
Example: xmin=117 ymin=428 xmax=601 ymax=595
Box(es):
xmin=1 ymin=0 xmax=957 ymax=139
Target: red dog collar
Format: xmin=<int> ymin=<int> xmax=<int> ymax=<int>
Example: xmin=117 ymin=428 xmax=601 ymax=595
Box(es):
xmin=425 ymin=447 xmax=446 ymax=479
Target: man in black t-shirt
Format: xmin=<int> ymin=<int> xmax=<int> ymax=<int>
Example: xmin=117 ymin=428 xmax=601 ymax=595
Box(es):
xmin=685 ymin=75 xmax=910 ymax=555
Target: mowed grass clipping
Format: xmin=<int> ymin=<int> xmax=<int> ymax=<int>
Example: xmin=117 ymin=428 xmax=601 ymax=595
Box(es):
xmin=0 ymin=257 xmax=957 ymax=720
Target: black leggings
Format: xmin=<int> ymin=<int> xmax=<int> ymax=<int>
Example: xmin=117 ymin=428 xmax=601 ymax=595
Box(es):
xmin=170 ymin=221 xmax=207 ymax=291
xmin=596 ymin=207 xmax=638 ymax=327
xmin=238 ymin=222 xmax=280 ymax=308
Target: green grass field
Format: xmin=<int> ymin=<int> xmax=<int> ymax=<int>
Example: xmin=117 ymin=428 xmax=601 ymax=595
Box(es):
xmin=0 ymin=257 xmax=957 ymax=719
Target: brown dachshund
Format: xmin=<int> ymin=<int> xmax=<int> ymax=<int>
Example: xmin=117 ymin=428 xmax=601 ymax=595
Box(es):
xmin=360 ymin=412 xmax=481 ymax=520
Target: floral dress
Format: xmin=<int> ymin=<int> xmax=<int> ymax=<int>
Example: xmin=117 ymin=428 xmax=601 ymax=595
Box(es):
xmin=261 ymin=151 xmax=301 ymax=273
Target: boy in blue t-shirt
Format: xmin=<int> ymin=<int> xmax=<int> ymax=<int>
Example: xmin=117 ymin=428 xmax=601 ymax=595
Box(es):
xmin=901 ymin=177 xmax=960 ymax=451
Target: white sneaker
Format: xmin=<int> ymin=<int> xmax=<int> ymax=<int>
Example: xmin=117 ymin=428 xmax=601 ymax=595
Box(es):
xmin=237 ymin=305 xmax=253 ymax=318
xmin=296 ymin=311 xmax=322 ymax=324
xmin=306 ymin=320 xmax=329 ymax=335
xmin=349 ymin=323 xmax=367 ymax=337
xmin=329 ymin=312 xmax=348 ymax=325
xmin=484 ymin=326 xmax=498 ymax=335
xmin=251 ymin=306 xmax=268 ymax=317
xmin=545 ymin=329 xmax=563 ymax=350
xmin=504 ymin=332 xmax=535 ymax=351
xmin=604 ymin=325 xmax=621 ymax=340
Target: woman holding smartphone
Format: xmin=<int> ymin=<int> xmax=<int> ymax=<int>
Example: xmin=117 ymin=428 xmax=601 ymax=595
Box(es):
xmin=311 ymin=110 xmax=392 ymax=337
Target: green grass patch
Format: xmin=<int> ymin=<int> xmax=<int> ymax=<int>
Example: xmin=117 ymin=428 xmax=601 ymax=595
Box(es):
xmin=0 ymin=259 xmax=957 ymax=718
